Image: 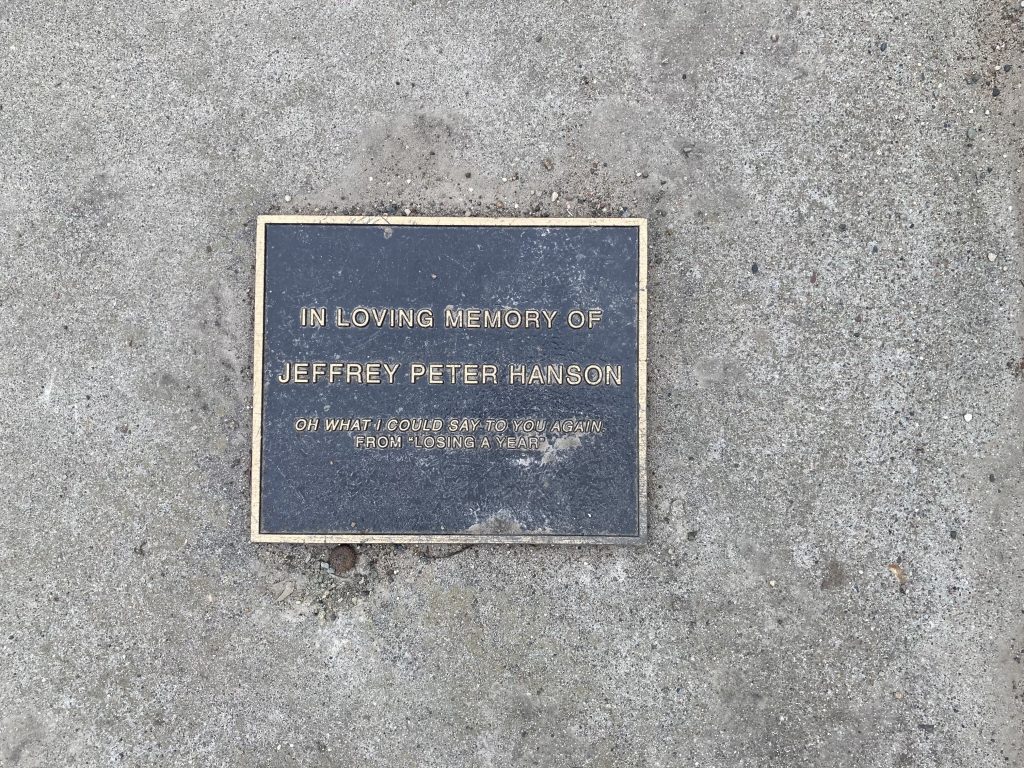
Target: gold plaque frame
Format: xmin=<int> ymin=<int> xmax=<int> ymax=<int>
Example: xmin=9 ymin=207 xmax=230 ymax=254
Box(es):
xmin=250 ymin=216 xmax=647 ymax=545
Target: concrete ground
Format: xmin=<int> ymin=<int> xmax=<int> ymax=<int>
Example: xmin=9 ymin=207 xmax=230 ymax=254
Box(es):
xmin=1 ymin=1 xmax=1022 ymax=766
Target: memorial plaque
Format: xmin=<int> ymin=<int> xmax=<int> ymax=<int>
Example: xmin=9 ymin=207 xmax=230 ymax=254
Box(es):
xmin=250 ymin=216 xmax=647 ymax=544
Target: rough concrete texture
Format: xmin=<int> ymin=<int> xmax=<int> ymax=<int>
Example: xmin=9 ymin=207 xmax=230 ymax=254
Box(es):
xmin=1 ymin=2 xmax=1022 ymax=766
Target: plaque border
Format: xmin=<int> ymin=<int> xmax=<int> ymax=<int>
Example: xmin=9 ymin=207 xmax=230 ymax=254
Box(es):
xmin=250 ymin=215 xmax=648 ymax=545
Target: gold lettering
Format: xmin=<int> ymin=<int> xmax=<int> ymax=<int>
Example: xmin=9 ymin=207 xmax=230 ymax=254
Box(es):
xmin=444 ymin=307 xmax=463 ymax=328
xmin=441 ymin=307 xmax=565 ymax=330
xmin=301 ymin=307 xmax=327 ymax=327
xmin=504 ymin=363 xmax=622 ymax=386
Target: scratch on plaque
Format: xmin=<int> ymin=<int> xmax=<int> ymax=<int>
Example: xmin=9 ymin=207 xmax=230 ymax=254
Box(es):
xmin=466 ymin=516 xmax=526 ymax=535
xmin=465 ymin=511 xmax=553 ymax=535
xmin=267 ymin=456 xmax=309 ymax=505
xmin=437 ymin=248 xmax=471 ymax=272
xmin=344 ymin=327 xmax=384 ymax=353
xmin=540 ymin=434 xmax=583 ymax=466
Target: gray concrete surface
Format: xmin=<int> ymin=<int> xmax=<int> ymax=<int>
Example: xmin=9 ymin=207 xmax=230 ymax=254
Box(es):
xmin=1 ymin=1 xmax=1022 ymax=766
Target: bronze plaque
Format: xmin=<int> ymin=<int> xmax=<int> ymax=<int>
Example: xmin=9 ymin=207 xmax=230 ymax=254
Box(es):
xmin=251 ymin=216 xmax=647 ymax=544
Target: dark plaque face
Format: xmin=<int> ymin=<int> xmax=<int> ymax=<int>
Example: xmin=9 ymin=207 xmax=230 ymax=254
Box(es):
xmin=251 ymin=216 xmax=647 ymax=544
